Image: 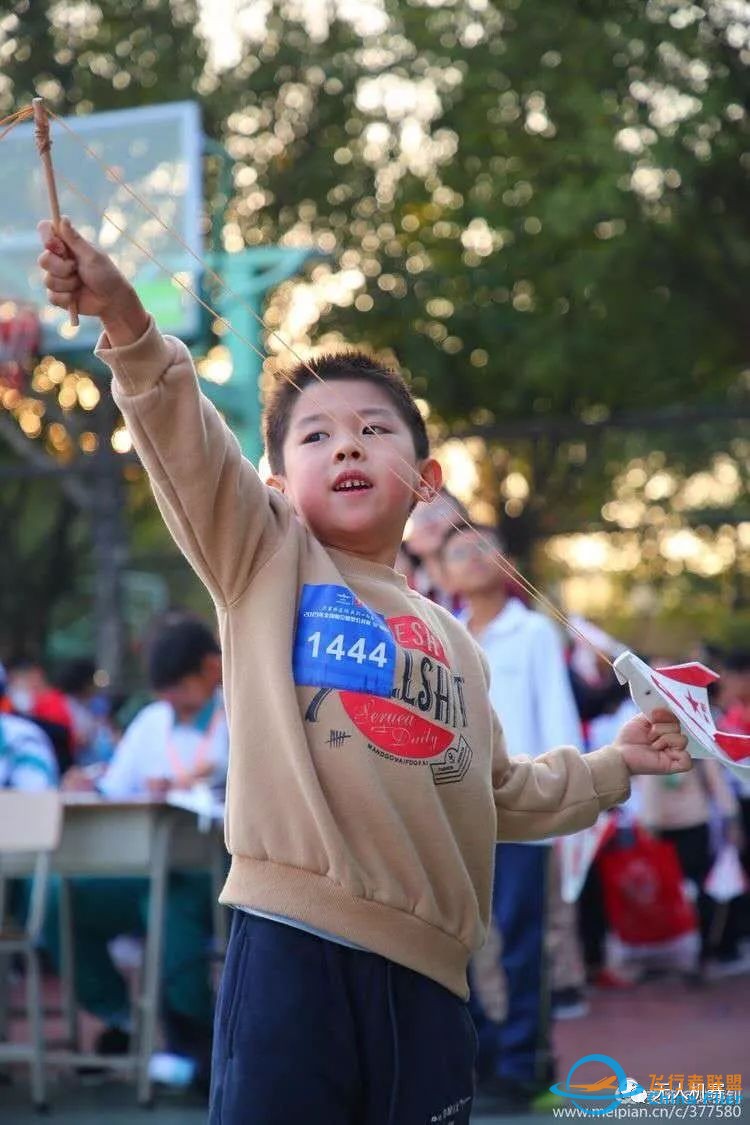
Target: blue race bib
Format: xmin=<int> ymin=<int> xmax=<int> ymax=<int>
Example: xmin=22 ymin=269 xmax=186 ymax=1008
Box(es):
xmin=292 ymin=584 xmax=397 ymax=697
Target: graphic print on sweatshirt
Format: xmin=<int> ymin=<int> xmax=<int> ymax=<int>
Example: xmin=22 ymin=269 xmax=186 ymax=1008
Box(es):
xmin=293 ymin=583 xmax=471 ymax=785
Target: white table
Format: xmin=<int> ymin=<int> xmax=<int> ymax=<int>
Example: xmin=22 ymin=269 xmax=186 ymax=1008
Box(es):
xmin=5 ymin=794 xmax=227 ymax=1104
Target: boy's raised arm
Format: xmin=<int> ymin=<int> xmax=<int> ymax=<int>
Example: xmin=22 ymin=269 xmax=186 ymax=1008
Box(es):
xmin=38 ymin=219 xmax=290 ymax=606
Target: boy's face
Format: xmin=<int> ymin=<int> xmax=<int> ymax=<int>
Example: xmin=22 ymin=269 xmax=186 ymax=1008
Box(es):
xmin=270 ymin=378 xmax=441 ymax=565
xmin=441 ymin=529 xmax=505 ymax=597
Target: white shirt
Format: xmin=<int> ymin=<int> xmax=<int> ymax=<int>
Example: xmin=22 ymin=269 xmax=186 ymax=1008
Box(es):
xmin=471 ymin=598 xmax=583 ymax=759
xmin=469 ymin=599 xmax=583 ymax=845
xmin=99 ymin=694 xmax=229 ymax=800
xmin=588 ymin=698 xmax=641 ymax=821
xmin=587 ymin=698 xmax=639 ymax=753
xmin=0 ymin=713 xmax=58 ymax=791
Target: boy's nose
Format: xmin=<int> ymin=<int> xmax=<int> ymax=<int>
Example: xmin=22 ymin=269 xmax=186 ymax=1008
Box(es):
xmin=334 ymin=440 xmax=363 ymax=461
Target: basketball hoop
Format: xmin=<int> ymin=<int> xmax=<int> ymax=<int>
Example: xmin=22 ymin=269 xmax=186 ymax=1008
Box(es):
xmin=0 ymin=301 xmax=40 ymax=392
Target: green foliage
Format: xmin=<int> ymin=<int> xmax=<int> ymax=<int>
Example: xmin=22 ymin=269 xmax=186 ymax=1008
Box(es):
xmin=1 ymin=0 xmax=748 ymax=652
xmin=4 ymin=0 xmax=748 ymax=424
xmin=2 ymin=0 xmax=207 ymax=116
xmin=209 ymin=0 xmax=750 ymax=559
xmin=0 ymin=477 xmax=87 ymax=659
xmin=210 ymin=0 xmax=750 ymax=425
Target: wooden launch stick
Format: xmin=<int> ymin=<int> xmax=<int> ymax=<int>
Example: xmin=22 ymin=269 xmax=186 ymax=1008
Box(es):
xmin=32 ymin=97 xmax=79 ymax=327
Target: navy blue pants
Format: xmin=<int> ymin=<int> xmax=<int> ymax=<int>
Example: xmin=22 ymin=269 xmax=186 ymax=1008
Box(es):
xmin=209 ymin=911 xmax=476 ymax=1124
xmin=472 ymin=843 xmax=551 ymax=1086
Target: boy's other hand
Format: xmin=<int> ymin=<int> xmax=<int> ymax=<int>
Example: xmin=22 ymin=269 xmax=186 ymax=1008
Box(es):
xmin=37 ymin=217 xmax=149 ymax=344
xmin=613 ymin=708 xmax=691 ymax=776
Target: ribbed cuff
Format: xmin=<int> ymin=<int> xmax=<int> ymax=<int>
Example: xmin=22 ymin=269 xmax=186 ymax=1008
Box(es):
xmin=586 ymin=745 xmax=631 ymax=810
xmin=94 ymin=316 xmax=176 ymax=395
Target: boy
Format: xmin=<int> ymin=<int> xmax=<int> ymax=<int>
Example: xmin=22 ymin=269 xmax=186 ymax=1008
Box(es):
xmin=64 ymin=617 xmax=227 ymax=798
xmin=54 ymin=618 xmax=226 ymax=1079
xmin=403 ymin=486 xmax=469 ymax=607
xmin=0 ymin=662 xmax=58 ymax=790
xmin=39 ymin=219 xmax=690 ymax=1125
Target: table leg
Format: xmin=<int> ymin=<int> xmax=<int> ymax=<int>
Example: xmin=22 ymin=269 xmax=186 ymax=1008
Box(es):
xmin=0 ymin=955 xmax=9 ymax=1043
xmin=0 ymin=872 xmax=7 ymax=1041
xmin=26 ymin=946 xmax=47 ymax=1108
xmin=58 ymin=877 xmax=79 ymax=1049
xmin=136 ymin=814 xmax=171 ymax=1105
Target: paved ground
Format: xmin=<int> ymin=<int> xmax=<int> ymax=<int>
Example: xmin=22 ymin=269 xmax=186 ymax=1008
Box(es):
xmin=554 ymin=972 xmax=750 ymax=1079
xmin=1 ymin=973 xmax=749 ymax=1123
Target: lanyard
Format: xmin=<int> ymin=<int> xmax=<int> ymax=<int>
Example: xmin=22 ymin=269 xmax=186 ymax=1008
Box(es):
xmin=165 ymin=703 xmax=221 ymax=789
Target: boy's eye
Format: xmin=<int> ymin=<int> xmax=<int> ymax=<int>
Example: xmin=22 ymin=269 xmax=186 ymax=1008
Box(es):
xmin=362 ymin=424 xmax=388 ymax=435
xmin=302 ymin=431 xmax=327 ymax=444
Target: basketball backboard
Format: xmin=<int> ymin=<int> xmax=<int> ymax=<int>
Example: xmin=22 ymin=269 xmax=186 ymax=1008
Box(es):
xmin=0 ymin=100 xmax=203 ymax=354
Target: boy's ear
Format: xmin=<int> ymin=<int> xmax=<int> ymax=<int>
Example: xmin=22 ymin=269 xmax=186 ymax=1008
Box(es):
xmin=415 ymin=458 xmax=443 ymax=503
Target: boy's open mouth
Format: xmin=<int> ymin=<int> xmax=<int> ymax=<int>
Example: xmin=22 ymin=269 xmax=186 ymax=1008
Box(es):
xmin=332 ymin=471 xmax=373 ymax=492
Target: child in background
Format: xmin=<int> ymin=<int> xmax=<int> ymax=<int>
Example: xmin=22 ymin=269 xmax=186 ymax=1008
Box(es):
xmin=55 ymin=657 xmax=116 ymax=765
xmin=0 ymin=662 xmax=57 ymax=790
xmin=440 ymin=521 xmax=589 ymax=1110
xmin=719 ymin=650 xmax=750 ymax=859
xmin=52 ymin=619 xmax=226 ymax=1083
xmin=635 ymin=760 xmax=743 ymax=974
xmin=403 ymin=485 xmax=468 ymax=609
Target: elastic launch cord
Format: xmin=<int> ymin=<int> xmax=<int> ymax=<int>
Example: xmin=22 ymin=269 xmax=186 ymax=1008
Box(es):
xmin=0 ymin=105 xmax=34 ymax=139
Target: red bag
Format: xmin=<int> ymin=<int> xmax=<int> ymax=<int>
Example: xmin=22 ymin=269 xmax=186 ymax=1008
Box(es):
xmin=597 ymin=828 xmax=698 ymax=945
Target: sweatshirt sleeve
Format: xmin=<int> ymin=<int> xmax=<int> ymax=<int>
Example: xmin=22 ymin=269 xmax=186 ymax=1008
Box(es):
xmin=490 ymin=704 xmax=631 ymax=842
xmin=96 ymin=319 xmax=291 ymax=606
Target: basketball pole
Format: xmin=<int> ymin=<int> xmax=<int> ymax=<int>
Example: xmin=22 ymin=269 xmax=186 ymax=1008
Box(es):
xmin=32 ymin=97 xmax=79 ymax=328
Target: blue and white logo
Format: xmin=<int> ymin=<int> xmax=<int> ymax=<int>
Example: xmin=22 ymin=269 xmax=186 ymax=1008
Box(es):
xmin=550 ymin=1053 xmax=647 ymax=1116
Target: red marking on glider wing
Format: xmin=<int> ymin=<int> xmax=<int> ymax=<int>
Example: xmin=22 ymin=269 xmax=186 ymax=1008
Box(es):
xmin=655 ymin=663 xmax=719 ymax=688
xmin=651 ymin=677 xmax=719 ymax=747
xmin=715 ymin=731 xmax=750 ymax=763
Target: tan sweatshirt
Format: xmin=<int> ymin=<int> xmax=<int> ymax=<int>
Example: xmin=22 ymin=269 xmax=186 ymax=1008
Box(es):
xmin=99 ymin=320 xmax=630 ymax=998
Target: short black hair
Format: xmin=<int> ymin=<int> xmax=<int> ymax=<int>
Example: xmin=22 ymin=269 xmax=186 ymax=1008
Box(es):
xmin=440 ymin=520 xmax=506 ymax=556
xmin=148 ymin=620 xmax=220 ymax=691
xmin=56 ymin=657 xmax=96 ymax=696
xmin=263 ymin=351 xmax=429 ymax=475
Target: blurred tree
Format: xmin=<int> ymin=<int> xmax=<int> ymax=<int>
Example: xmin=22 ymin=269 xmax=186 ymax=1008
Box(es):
xmin=212 ymin=0 xmax=750 ymax=560
xmin=207 ymin=1 xmax=748 ymax=412
xmin=5 ymin=0 xmax=747 ymax=446
xmin=0 ymin=0 xmax=208 ymax=118
xmin=1 ymin=0 xmax=748 ymax=647
xmin=0 ymin=471 xmax=85 ymax=660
